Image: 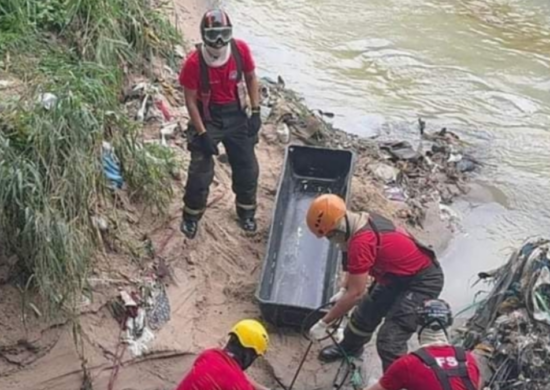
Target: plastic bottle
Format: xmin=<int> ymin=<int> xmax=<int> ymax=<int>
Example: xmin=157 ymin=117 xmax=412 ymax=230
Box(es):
xmin=276 ymin=122 xmax=290 ymax=144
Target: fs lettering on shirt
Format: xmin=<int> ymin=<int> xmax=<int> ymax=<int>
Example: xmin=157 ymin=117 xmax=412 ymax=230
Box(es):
xmin=434 ymin=356 xmax=459 ymax=368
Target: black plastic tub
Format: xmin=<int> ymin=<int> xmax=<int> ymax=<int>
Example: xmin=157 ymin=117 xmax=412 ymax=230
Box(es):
xmin=256 ymin=145 xmax=355 ymax=330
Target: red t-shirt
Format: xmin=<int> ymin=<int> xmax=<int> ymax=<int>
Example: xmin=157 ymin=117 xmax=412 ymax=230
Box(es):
xmin=179 ymin=39 xmax=255 ymax=104
xmin=175 ymin=348 xmax=254 ymax=390
xmin=380 ymin=346 xmax=481 ymax=390
xmin=346 ymin=226 xmax=432 ymax=284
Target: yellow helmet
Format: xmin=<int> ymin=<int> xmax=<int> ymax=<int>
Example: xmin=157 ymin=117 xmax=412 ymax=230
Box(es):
xmin=230 ymin=319 xmax=269 ymax=356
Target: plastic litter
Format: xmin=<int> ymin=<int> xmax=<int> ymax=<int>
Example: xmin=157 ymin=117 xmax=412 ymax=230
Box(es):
xmin=160 ymin=122 xmax=179 ymax=146
xmin=102 ymin=142 xmax=124 ymax=189
xmin=143 ymin=281 xmax=171 ymax=331
xmin=370 ymin=163 xmax=399 ymax=183
xmin=174 ymin=45 xmax=186 ymax=58
xmin=380 ymin=141 xmax=420 ymax=161
xmin=154 ymin=95 xmax=172 ymax=122
xmin=439 ymin=204 xmax=460 ymax=222
xmin=111 ymin=278 xmax=171 ymax=358
xmin=38 ymin=93 xmax=58 ymax=110
xmin=124 ymin=307 xmax=155 ymax=357
xmin=0 ymin=80 xmax=15 ymax=89
xmin=453 ymin=238 xmax=550 ymax=390
xmin=136 ymin=94 xmax=149 ymax=122
xmin=457 ymin=158 xmax=476 ymax=173
xmin=260 ymin=105 xmax=271 ymax=122
xmin=448 ymin=153 xmax=463 ymax=163
xmin=120 ymin=290 xmax=137 ymax=307
xmin=276 ymin=122 xmax=291 ymax=144
xmin=91 ymin=216 xmax=109 ymax=232
xmin=384 ymin=186 xmax=407 ymax=202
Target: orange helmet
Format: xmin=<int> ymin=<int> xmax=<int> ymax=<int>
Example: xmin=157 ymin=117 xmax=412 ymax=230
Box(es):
xmin=306 ymin=194 xmax=347 ymax=238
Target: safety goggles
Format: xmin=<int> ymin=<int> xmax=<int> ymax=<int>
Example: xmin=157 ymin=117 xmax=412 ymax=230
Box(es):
xmin=203 ymin=27 xmax=233 ymax=45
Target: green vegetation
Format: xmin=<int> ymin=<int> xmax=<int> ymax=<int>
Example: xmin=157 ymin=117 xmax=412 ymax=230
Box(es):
xmin=0 ymin=0 xmax=181 ymax=313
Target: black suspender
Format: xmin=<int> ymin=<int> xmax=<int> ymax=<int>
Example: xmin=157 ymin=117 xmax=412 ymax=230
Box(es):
xmin=195 ymin=40 xmax=244 ymax=122
xmin=412 ymin=347 xmax=477 ymax=390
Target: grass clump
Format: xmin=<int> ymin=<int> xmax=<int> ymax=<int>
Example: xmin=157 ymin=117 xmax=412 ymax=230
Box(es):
xmin=0 ymin=0 xmax=181 ymax=312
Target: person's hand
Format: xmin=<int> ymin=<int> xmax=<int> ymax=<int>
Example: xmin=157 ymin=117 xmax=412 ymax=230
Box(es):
xmin=329 ymin=287 xmax=346 ymax=303
xmin=309 ymin=319 xmax=329 ymax=341
xmin=248 ymin=111 xmax=262 ymax=137
xmin=197 ymin=132 xmax=219 ymax=156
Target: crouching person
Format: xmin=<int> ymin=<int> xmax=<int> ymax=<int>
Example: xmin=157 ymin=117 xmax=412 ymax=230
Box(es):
xmin=306 ymin=194 xmax=445 ymax=371
xmin=366 ymin=299 xmax=482 ymax=390
xmin=175 ymin=319 xmax=271 ymax=390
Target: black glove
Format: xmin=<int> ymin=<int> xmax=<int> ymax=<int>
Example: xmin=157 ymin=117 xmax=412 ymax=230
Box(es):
xmin=197 ymin=132 xmax=219 ymax=156
xmin=248 ymin=111 xmax=262 ymax=137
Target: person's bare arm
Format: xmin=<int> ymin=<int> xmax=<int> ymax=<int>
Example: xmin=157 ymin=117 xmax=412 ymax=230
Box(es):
xmin=184 ymin=87 xmax=207 ymax=134
xmin=247 ymin=375 xmax=269 ymax=390
xmin=341 ymin=272 xmax=349 ymax=289
xmin=245 ymin=71 xmax=260 ymax=108
xmin=365 ymin=382 xmax=386 ymax=390
xmin=322 ymin=272 xmax=369 ymax=324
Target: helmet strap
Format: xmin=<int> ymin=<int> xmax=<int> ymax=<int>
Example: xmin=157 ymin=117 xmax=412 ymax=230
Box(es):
xmin=418 ymin=320 xmax=449 ymax=339
xmin=418 ymin=322 xmax=449 ymax=347
xmin=225 ymin=336 xmax=258 ymax=370
xmin=344 ymin=215 xmax=351 ymax=242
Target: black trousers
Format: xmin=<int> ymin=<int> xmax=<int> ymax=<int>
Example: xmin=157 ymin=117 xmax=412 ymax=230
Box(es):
xmin=342 ymin=264 xmax=444 ymax=372
xmin=183 ymin=103 xmax=259 ymax=221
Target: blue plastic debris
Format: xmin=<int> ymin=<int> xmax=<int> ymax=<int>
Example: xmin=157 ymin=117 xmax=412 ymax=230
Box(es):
xmin=102 ymin=142 xmax=123 ymax=189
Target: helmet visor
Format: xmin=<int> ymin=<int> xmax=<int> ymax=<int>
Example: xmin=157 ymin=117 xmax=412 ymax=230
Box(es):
xmin=203 ymin=27 xmax=233 ymax=45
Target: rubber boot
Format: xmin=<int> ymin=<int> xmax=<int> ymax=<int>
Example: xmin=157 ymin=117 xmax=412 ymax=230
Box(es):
xmin=239 ymin=217 xmax=257 ymax=232
xmin=319 ymin=329 xmax=371 ymax=363
xmin=236 ymin=206 xmax=257 ymax=232
xmin=180 ymin=218 xmax=198 ymax=239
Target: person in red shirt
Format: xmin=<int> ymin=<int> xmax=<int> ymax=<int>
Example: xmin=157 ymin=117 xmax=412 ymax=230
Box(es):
xmin=366 ymin=299 xmax=482 ymax=390
xmin=179 ymin=9 xmax=261 ymax=239
xmin=306 ymin=194 xmax=445 ymax=371
xmin=175 ymin=319 xmax=271 ymax=390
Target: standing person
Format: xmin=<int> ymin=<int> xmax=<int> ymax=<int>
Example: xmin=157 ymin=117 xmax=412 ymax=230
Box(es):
xmin=306 ymin=194 xmax=445 ymax=371
xmin=179 ymin=8 xmax=262 ymax=239
xmin=175 ymin=319 xmax=271 ymax=390
xmin=365 ymin=299 xmax=482 ymax=390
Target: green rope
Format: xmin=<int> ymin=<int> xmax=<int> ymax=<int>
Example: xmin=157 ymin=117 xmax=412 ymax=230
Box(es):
xmin=454 ymin=299 xmax=484 ymax=318
xmin=328 ymin=333 xmax=365 ymax=389
xmin=534 ymin=291 xmax=550 ymax=314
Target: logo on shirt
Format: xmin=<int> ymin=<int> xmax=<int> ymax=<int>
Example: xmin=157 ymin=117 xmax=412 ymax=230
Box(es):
xmin=435 ymin=356 xmax=458 ymax=368
xmin=229 ymin=70 xmax=238 ymax=80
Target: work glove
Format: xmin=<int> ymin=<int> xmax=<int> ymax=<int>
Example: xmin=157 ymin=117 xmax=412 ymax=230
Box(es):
xmin=196 ymin=132 xmax=219 ymax=156
xmin=329 ymin=287 xmax=346 ymax=303
xmin=309 ymin=319 xmax=329 ymax=341
xmin=248 ymin=111 xmax=262 ymax=137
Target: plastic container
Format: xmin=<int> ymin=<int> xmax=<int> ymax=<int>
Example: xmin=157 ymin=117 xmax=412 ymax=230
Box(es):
xmin=256 ymin=144 xmax=355 ymax=329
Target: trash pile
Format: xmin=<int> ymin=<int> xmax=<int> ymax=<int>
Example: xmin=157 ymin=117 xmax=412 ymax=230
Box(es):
xmin=453 ymin=238 xmax=550 ymax=390
xmin=122 ymin=77 xmax=186 ymax=145
xmin=108 ymin=276 xmax=171 ymax=358
xmin=259 ymin=76 xmax=480 ymax=227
